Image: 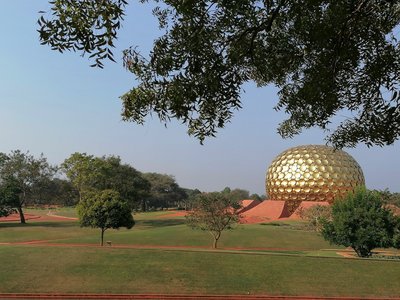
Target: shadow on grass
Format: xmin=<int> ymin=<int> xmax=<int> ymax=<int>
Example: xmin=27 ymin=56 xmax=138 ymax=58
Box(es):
xmin=137 ymin=218 xmax=186 ymax=228
xmin=0 ymin=221 xmax=78 ymax=228
xmin=260 ymin=222 xmax=291 ymax=226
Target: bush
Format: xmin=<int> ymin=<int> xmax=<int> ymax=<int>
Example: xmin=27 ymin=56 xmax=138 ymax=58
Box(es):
xmin=322 ymin=188 xmax=398 ymax=258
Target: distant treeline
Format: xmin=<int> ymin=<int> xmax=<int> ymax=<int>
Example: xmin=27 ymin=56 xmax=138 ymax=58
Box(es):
xmin=0 ymin=150 xmax=265 ymax=214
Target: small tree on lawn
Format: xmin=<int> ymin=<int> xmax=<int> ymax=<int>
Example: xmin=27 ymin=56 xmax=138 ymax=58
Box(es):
xmin=322 ymin=188 xmax=398 ymax=258
xmin=185 ymin=192 xmax=242 ymax=249
xmin=297 ymin=204 xmax=332 ymax=232
xmin=77 ymin=189 xmax=135 ymax=246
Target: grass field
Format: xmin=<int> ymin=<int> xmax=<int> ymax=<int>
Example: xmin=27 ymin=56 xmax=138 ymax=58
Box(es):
xmin=1 ymin=208 xmax=400 ymax=297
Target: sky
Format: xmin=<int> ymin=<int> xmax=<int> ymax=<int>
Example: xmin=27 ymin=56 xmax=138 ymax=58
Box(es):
xmin=0 ymin=2 xmax=399 ymax=195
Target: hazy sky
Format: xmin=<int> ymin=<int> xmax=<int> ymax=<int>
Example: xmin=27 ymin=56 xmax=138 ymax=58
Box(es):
xmin=0 ymin=2 xmax=399 ymax=195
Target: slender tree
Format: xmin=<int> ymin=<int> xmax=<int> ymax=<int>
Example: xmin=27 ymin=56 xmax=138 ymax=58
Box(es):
xmin=186 ymin=192 xmax=242 ymax=248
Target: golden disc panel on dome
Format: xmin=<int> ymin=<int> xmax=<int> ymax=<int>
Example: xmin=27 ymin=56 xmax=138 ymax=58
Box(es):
xmin=266 ymin=145 xmax=365 ymax=203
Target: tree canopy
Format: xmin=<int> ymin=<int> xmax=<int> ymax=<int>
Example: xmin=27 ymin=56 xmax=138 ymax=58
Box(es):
xmin=62 ymin=153 xmax=150 ymax=209
xmin=38 ymin=1 xmax=400 ymax=148
xmin=186 ymin=192 xmax=242 ymax=248
xmin=77 ymin=189 xmax=135 ymax=246
xmin=0 ymin=176 xmax=20 ymax=217
xmin=143 ymin=172 xmax=187 ymax=211
xmin=0 ymin=150 xmax=56 ymax=223
xmin=322 ymin=188 xmax=399 ymax=257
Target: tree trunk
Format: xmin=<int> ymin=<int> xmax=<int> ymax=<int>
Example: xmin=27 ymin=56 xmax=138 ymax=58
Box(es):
xmin=17 ymin=206 xmax=26 ymax=224
xmin=141 ymin=199 xmax=147 ymax=212
xmin=213 ymin=237 xmax=219 ymax=249
xmin=101 ymin=228 xmax=105 ymax=246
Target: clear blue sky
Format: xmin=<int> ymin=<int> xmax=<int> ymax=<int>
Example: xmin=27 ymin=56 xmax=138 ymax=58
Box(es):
xmin=0 ymin=1 xmax=399 ymax=195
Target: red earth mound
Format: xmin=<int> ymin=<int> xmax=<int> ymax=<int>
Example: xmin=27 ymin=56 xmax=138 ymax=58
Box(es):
xmin=241 ymin=200 xmax=290 ymax=224
xmin=238 ymin=199 xmax=262 ymax=214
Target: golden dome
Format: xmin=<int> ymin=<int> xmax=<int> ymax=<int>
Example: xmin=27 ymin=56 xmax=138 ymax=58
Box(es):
xmin=266 ymin=145 xmax=365 ymax=203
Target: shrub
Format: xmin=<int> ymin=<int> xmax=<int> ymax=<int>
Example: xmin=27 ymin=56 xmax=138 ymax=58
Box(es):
xmin=322 ymin=188 xmax=398 ymax=258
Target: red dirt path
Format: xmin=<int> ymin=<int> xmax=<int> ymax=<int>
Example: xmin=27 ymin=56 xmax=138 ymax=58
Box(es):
xmin=0 ymin=212 xmax=77 ymax=223
xmin=0 ymin=213 xmax=42 ymax=222
xmin=157 ymin=211 xmax=188 ymax=218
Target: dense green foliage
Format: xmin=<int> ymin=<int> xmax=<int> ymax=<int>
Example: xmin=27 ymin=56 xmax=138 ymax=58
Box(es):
xmin=77 ymin=189 xmax=135 ymax=245
xmin=38 ymin=1 xmax=400 ymax=147
xmin=322 ymin=188 xmax=399 ymax=257
xmin=35 ymin=178 xmax=79 ymax=206
xmin=0 ymin=150 xmax=258 ymax=212
xmin=186 ymin=192 xmax=241 ymax=248
xmin=62 ymin=153 xmax=150 ymax=209
xmin=221 ymin=186 xmax=264 ymax=202
xmin=375 ymin=188 xmax=400 ymax=208
xmin=0 ymin=150 xmax=56 ymax=223
xmin=143 ymin=173 xmax=187 ymax=211
xmin=0 ymin=176 xmax=20 ymax=217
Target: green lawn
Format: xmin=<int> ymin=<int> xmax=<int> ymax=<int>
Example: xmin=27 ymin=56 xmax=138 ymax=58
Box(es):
xmin=0 ymin=245 xmax=399 ymax=296
xmin=1 ymin=211 xmax=400 ymax=296
xmin=0 ymin=217 xmax=333 ymax=251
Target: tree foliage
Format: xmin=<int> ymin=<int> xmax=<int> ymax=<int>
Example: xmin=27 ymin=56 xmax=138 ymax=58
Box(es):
xmin=143 ymin=173 xmax=186 ymax=211
xmin=62 ymin=153 xmax=150 ymax=209
xmin=182 ymin=188 xmax=202 ymax=210
xmin=0 ymin=176 xmax=20 ymax=217
xmin=322 ymin=188 xmax=399 ymax=257
xmin=35 ymin=178 xmax=79 ymax=206
xmin=61 ymin=152 xmax=103 ymax=201
xmin=77 ymin=189 xmax=134 ymax=246
xmin=99 ymin=156 xmax=150 ymax=210
xmin=186 ymin=192 xmax=242 ymax=248
xmin=38 ymin=0 xmax=128 ymax=68
xmin=39 ymin=1 xmax=400 ymax=147
xmin=0 ymin=150 xmax=56 ymax=223
xmin=375 ymin=188 xmax=400 ymax=209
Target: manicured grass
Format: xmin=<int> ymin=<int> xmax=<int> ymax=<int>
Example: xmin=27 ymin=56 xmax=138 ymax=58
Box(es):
xmin=0 ymin=221 xmax=84 ymax=243
xmin=0 ymin=245 xmax=400 ymax=296
xmin=1 ymin=212 xmax=400 ymax=296
xmin=0 ymin=218 xmax=333 ymax=250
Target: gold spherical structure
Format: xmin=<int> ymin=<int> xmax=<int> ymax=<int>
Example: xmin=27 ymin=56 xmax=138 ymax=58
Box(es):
xmin=266 ymin=145 xmax=365 ymax=203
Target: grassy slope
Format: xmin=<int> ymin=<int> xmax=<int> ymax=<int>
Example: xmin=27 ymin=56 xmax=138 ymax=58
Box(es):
xmin=0 ymin=245 xmax=399 ymax=296
xmin=1 ymin=210 xmax=400 ymax=296
xmin=1 ymin=213 xmax=332 ymax=250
